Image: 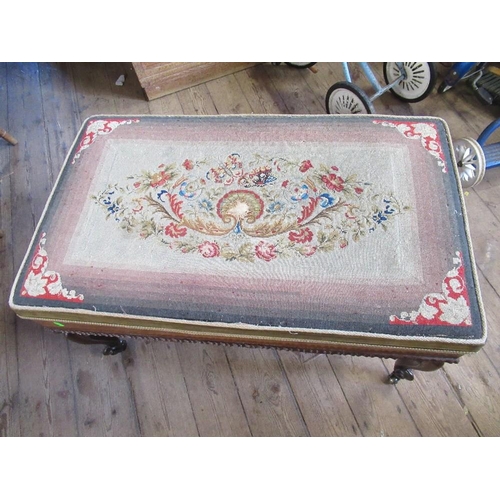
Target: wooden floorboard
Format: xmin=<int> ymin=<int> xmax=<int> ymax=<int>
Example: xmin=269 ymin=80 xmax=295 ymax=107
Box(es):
xmin=0 ymin=63 xmax=18 ymax=437
xmin=120 ymin=341 xmax=199 ymax=437
xmin=1 ymin=62 xmax=500 ymax=436
xmin=4 ymin=63 xmax=80 ymax=437
xmin=327 ymin=355 xmax=422 ymax=436
xmin=203 ymin=75 xmax=312 ymax=436
xmin=278 ymin=351 xmax=362 ymax=436
xmin=212 ymin=67 xmax=364 ymax=436
xmin=175 ymin=343 xmax=252 ymax=437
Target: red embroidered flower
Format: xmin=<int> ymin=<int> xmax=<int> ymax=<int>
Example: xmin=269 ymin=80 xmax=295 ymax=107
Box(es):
xmin=282 ymin=180 xmax=289 ymax=188
xmin=150 ymin=170 xmax=171 ymax=188
xmin=164 ymin=223 xmax=187 ymax=238
xmin=355 ymin=187 xmax=364 ymax=195
xmin=321 ymin=173 xmax=345 ymax=192
xmin=182 ymin=159 xmax=194 ymax=170
xmin=31 ymin=253 xmax=48 ymax=273
xmin=339 ymin=239 xmax=348 ymax=248
xmin=299 ymin=160 xmax=313 ymax=172
xmin=81 ymin=131 xmax=95 ymax=147
xmin=443 ymin=275 xmax=466 ymax=300
xmin=288 ymin=228 xmax=313 ymax=243
xmin=198 ymin=241 xmax=220 ymax=258
xmin=301 ymin=245 xmax=317 ymax=257
xmin=331 ymin=166 xmax=339 ymax=171
xmin=255 ymin=241 xmax=277 ymax=262
xmin=133 ymin=182 xmax=141 ymax=189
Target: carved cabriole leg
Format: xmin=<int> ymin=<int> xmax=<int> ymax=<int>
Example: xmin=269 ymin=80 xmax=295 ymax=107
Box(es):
xmin=66 ymin=332 xmax=127 ymax=355
xmin=388 ymin=358 xmax=446 ymax=384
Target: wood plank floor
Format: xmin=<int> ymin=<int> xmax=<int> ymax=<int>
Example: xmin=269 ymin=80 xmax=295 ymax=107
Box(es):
xmin=1 ymin=62 xmax=499 ymax=437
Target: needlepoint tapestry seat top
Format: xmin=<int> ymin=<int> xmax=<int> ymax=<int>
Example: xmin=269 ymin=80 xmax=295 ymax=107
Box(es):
xmin=9 ymin=115 xmax=486 ymax=354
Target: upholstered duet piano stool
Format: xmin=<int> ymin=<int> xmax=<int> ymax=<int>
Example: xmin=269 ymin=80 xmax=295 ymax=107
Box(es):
xmin=9 ymin=115 xmax=487 ymax=383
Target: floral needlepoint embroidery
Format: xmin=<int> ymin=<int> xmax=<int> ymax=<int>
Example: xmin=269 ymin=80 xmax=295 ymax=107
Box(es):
xmin=182 ymin=159 xmax=194 ymax=170
xmin=299 ymin=160 xmax=314 ymax=173
xmin=389 ymin=252 xmax=471 ymax=326
xmin=255 ymin=241 xmax=277 ymax=262
xmin=373 ymin=120 xmax=447 ymax=172
xmin=72 ymin=118 xmax=140 ymax=164
xmin=21 ymin=233 xmax=84 ymax=303
xmin=198 ymin=241 xmax=221 ymax=258
xmin=92 ymin=154 xmax=410 ymax=263
xmin=289 ymin=228 xmax=313 ymax=243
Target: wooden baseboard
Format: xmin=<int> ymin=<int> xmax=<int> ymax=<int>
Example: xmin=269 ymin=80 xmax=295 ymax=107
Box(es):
xmin=132 ymin=62 xmax=261 ymax=101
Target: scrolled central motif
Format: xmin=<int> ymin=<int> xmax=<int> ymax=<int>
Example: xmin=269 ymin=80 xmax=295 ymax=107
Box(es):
xmin=92 ymin=154 xmax=409 ymax=262
xmin=216 ymin=190 xmax=265 ymax=234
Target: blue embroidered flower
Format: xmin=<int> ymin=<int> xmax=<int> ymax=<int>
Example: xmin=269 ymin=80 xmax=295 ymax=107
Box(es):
xmin=102 ymin=190 xmax=115 ymax=205
xmin=319 ymin=193 xmax=335 ymax=208
xmin=267 ymin=201 xmax=285 ymax=213
xmin=198 ymin=198 xmax=213 ymax=212
xmin=384 ymin=202 xmax=395 ymax=215
xmin=107 ymin=203 xmax=121 ymax=221
xmin=179 ymin=181 xmax=202 ymax=200
xmin=291 ymin=184 xmax=309 ymax=202
xmin=373 ymin=211 xmax=388 ymax=224
xmin=157 ymin=189 xmax=168 ymax=201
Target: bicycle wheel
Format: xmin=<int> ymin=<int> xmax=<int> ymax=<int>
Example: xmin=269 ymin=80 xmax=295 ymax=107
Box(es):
xmin=285 ymin=62 xmax=317 ymax=69
xmin=325 ymin=82 xmax=374 ymax=114
xmin=453 ymin=137 xmax=486 ymax=188
xmin=383 ymin=62 xmax=437 ymax=102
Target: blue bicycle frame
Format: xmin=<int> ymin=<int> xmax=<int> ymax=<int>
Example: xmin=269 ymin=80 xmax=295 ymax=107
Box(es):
xmin=478 ymin=118 xmax=500 ymax=169
xmin=341 ymin=62 xmax=406 ymax=102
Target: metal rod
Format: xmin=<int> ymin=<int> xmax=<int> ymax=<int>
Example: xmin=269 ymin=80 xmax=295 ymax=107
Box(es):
xmin=478 ymin=118 xmax=500 ymax=146
xmin=359 ymin=62 xmax=383 ymax=93
xmin=342 ymin=62 xmax=352 ymax=83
